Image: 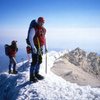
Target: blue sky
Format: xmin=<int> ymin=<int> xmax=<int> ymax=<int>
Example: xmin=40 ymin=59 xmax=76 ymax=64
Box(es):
xmin=0 ymin=0 xmax=100 ymax=52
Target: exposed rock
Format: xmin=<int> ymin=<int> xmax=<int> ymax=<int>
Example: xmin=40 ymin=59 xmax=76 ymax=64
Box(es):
xmin=87 ymin=52 xmax=100 ymax=75
xmin=51 ymin=56 xmax=100 ymax=87
xmin=64 ymin=47 xmax=100 ymax=75
xmin=67 ymin=47 xmax=86 ymax=66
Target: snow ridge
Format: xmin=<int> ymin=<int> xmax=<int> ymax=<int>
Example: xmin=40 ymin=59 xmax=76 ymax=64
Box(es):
xmin=0 ymin=51 xmax=100 ymax=100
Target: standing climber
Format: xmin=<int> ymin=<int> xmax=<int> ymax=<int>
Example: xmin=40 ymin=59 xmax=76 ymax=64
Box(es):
xmin=26 ymin=17 xmax=47 ymax=82
xmin=5 ymin=40 xmax=18 ymax=74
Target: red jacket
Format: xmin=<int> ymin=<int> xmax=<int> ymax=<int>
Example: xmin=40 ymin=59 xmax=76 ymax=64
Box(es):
xmin=9 ymin=45 xmax=18 ymax=57
xmin=9 ymin=48 xmax=16 ymax=57
xmin=34 ymin=26 xmax=46 ymax=46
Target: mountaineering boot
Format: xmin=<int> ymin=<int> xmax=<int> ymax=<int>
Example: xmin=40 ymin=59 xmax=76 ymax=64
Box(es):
xmin=8 ymin=70 xmax=11 ymax=74
xmin=35 ymin=73 xmax=44 ymax=80
xmin=30 ymin=74 xmax=33 ymax=81
xmin=13 ymin=70 xmax=18 ymax=74
xmin=30 ymin=74 xmax=38 ymax=83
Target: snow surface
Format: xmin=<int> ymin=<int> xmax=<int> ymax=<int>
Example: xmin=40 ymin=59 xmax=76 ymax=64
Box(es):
xmin=0 ymin=50 xmax=100 ymax=100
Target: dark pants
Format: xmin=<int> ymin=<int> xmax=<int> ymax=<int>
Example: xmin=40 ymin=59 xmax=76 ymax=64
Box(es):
xmin=9 ymin=57 xmax=17 ymax=71
xmin=30 ymin=47 xmax=42 ymax=75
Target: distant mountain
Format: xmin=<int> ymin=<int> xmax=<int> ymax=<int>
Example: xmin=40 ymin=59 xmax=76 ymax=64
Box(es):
xmin=0 ymin=45 xmax=8 ymax=72
xmin=52 ymin=48 xmax=100 ymax=87
xmin=67 ymin=47 xmax=100 ymax=75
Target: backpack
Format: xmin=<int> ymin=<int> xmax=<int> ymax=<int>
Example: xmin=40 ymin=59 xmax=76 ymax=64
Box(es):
xmin=4 ymin=44 xmax=10 ymax=56
xmin=26 ymin=20 xmax=37 ymax=46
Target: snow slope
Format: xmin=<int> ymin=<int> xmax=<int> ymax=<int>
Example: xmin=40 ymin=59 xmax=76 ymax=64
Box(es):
xmin=0 ymin=51 xmax=100 ymax=100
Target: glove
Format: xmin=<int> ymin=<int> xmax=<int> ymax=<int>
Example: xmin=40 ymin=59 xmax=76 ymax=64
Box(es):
xmin=32 ymin=47 xmax=37 ymax=54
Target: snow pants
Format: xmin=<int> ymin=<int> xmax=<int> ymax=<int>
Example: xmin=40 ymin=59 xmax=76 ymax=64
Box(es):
xmin=9 ymin=57 xmax=17 ymax=71
xmin=30 ymin=47 xmax=43 ymax=75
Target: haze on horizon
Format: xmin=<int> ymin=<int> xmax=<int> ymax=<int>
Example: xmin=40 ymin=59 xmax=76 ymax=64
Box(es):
xmin=0 ymin=0 xmax=100 ymax=52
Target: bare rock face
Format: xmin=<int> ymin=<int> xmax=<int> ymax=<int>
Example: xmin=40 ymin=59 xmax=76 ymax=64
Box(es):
xmin=67 ymin=47 xmax=86 ymax=66
xmin=66 ymin=47 xmax=100 ymax=75
xmin=87 ymin=52 xmax=100 ymax=75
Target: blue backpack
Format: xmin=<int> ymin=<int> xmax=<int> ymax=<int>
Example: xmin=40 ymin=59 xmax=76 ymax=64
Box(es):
xmin=26 ymin=20 xmax=37 ymax=46
xmin=4 ymin=44 xmax=10 ymax=56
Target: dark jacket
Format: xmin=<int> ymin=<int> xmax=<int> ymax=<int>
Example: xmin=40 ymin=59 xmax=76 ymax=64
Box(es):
xmin=9 ymin=44 xmax=18 ymax=57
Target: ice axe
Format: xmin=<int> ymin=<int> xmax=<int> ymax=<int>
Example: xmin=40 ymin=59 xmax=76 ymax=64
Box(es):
xmin=45 ymin=40 xmax=47 ymax=74
xmin=37 ymin=37 xmax=47 ymax=74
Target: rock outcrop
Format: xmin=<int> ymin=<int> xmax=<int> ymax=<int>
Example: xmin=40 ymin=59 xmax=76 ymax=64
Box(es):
xmin=65 ymin=48 xmax=100 ymax=75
